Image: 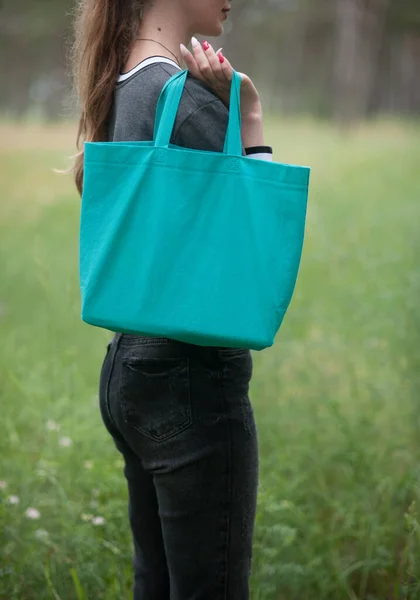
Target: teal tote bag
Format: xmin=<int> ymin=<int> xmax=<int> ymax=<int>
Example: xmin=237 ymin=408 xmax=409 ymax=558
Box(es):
xmin=80 ymin=68 xmax=310 ymax=351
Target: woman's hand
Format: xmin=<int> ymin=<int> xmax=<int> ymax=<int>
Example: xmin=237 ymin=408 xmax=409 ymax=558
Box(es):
xmin=179 ymin=38 xmax=262 ymax=121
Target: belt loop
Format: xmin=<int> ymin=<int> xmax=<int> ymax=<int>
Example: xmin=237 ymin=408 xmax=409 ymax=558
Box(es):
xmin=113 ymin=332 xmax=123 ymax=345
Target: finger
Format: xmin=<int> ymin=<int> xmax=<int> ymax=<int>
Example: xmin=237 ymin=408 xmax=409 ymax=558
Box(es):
xmin=207 ymin=43 xmax=234 ymax=82
xmin=201 ymin=41 xmax=230 ymax=82
xmin=216 ymin=51 xmax=234 ymax=82
xmin=190 ymin=37 xmax=214 ymax=85
xmin=179 ymin=43 xmax=202 ymax=79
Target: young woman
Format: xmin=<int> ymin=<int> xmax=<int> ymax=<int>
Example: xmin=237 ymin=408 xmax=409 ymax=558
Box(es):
xmin=71 ymin=1 xmax=274 ymax=598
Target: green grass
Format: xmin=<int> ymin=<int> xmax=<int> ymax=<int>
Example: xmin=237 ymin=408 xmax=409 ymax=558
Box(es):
xmin=1 ymin=117 xmax=420 ymax=600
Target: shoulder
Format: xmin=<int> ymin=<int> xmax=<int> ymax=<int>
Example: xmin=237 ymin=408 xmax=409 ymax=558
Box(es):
xmin=156 ymin=64 xmax=230 ymax=151
xmin=116 ymin=62 xmax=226 ymax=109
xmin=111 ymin=62 xmax=228 ymax=143
xmin=116 ymin=62 xmax=227 ymax=116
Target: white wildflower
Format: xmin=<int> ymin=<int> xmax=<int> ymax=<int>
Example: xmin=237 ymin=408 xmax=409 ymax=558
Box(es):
xmin=25 ymin=507 xmax=41 ymax=519
xmin=8 ymin=495 xmax=20 ymax=505
xmin=46 ymin=419 xmax=60 ymax=432
xmin=84 ymin=460 xmax=93 ymax=470
xmin=35 ymin=529 xmax=49 ymax=540
xmin=0 ymin=480 xmax=8 ymax=490
xmin=59 ymin=436 xmax=72 ymax=447
xmin=92 ymin=516 xmax=105 ymax=526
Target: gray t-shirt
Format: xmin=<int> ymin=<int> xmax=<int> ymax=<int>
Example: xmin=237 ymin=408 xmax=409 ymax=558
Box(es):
xmin=107 ymin=55 xmax=273 ymax=159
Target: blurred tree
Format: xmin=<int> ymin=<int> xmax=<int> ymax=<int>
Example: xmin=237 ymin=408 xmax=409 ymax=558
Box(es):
xmin=0 ymin=0 xmax=73 ymax=117
xmin=389 ymin=0 xmax=420 ymax=31
xmin=333 ymin=0 xmax=391 ymax=125
xmin=0 ymin=0 xmax=419 ymax=119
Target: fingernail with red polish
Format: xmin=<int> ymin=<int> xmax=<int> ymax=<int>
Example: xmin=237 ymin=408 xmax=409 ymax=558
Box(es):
xmin=202 ymin=40 xmax=210 ymax=51
xmin=218 ymin=52 xmax=225 ymax=63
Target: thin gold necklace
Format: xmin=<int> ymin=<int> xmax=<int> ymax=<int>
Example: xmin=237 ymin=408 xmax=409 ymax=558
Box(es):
xmin=136 ymin=38 xmax=182 ymax=68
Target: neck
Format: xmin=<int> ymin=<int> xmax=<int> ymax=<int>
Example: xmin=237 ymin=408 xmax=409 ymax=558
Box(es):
xmin=136 ymin=3 xmax=193 ymax=66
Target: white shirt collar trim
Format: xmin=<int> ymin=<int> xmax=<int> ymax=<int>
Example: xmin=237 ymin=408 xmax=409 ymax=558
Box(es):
xmin=117 ymin=56 xmax=183 ymax=82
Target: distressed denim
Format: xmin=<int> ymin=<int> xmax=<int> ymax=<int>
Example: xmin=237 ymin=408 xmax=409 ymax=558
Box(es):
xmin=98 ymin=332 xmax=259 ymax=600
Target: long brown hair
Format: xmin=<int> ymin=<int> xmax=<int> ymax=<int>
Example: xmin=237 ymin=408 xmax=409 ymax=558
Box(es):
xmin=65 ymin=0 xmax=143 ymax=196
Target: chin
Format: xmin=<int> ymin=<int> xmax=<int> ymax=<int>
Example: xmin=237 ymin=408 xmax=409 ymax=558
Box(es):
xmin=197 ymin=21 xmax=224 ymax=37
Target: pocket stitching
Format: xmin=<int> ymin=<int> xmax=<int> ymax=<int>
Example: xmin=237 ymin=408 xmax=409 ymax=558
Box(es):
xmin=119 ymin=357 xmax=192 ymax=442
xmin=218 ymin=349 xmax=249 ymax=358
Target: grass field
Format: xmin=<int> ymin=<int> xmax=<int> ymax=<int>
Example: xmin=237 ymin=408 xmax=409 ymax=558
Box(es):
xmin=1 ymin=116 xmax=420 ymax=600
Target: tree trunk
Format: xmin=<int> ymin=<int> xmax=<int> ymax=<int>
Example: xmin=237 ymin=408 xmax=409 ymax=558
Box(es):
xmin=333 ymin=0 xmax=391 ymax=126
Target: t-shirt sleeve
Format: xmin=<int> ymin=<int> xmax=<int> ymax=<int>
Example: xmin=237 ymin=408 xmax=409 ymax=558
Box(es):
xmin=172 ymin=98 xmax=273 ymax=161
xmin=172 ymin=98 xmax=232 ymax=152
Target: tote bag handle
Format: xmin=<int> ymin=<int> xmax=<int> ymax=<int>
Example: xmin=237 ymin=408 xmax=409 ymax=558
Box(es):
xmin=153 ymin=69 xmax=243 ymax=157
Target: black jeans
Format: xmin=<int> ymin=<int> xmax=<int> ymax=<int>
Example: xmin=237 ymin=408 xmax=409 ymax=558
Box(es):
xmin=99 ymin=332 xmax=259 ymax=600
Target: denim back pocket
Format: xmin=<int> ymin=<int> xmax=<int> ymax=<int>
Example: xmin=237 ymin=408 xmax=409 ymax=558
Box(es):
xmin=119 ymin=356 xmax=192 ymax=442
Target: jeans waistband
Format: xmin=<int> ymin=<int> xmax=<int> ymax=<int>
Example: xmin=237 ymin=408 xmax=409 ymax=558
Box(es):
xmin=112 ymin=332 xmax=250 ymax=358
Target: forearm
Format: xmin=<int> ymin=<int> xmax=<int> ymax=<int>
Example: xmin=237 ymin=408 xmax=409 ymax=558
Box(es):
xmin=241 ymin=110 xmax=272 ymax=161
xmin=241 ymin=111 xmax=265 ymax=148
